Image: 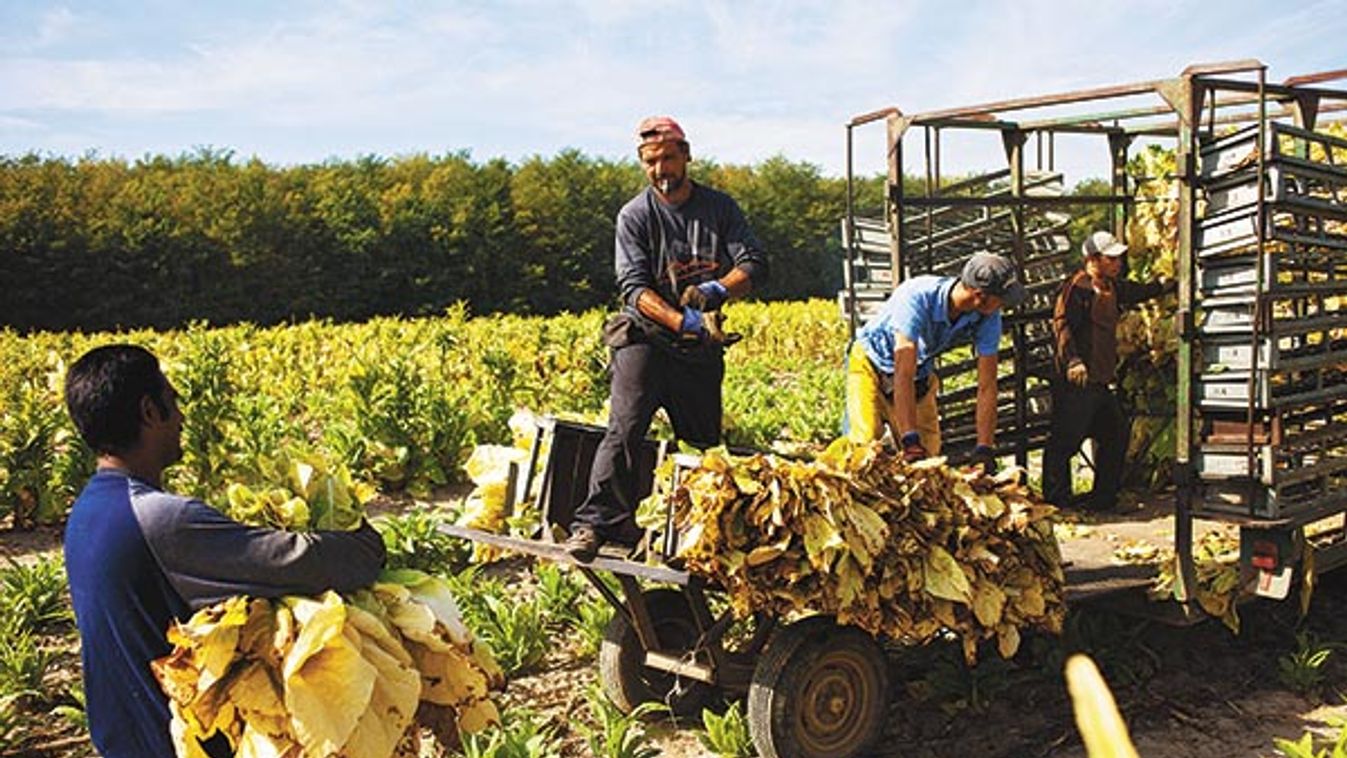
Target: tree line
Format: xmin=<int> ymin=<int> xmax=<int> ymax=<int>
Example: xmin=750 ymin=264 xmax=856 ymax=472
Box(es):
xmin=0 ymin=148 xmax=887 ymax=332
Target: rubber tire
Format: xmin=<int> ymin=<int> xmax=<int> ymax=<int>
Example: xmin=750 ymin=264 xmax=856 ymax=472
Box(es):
xmin=598 ymin=588 xmax=717 ymax=719
xmin=747 ymin=617 xmax=890 ymax=758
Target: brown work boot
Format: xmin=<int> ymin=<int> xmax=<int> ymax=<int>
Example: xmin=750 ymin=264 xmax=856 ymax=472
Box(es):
xmin=563 ymin=524 xmax=602 ymax=562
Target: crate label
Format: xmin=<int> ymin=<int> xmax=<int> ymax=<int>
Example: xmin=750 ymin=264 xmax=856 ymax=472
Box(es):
xmin=1199 ymin=264 xmax=1258 ymax=291
xmin=1255 ymin=566 xmax=1293 ymax=600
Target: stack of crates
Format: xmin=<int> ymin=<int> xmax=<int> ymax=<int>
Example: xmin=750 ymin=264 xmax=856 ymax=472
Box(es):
xmin=1192 ymin=121 xmax=1347 ymax=519
xmin=890 ymin=169 xmax=1075 ymax=455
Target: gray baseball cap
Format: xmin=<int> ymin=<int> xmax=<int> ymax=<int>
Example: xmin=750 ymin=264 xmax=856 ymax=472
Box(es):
xmin=1082 ymin=230 xmax=1128 ymax=257
xmin=960 ymin=252 xmax=1025 ymax=307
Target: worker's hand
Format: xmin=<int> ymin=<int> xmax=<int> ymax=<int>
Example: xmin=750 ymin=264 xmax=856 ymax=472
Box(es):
xmin=680 ymin=306 xmax=708 ymax=339
xmin=900 ymin=430 xmax=927 ymax=463
xmin=969 ymin=445 xmax=998 ymax=476
xmin=680 ymin=280 xmax=729 ymax=312
xmin=1160 ymin=277 xmax=1179 ymax=295
xmin=1066 ymin=359 xmax=1089 ymax=388
xmin=703 ymin=310 xmax=729 ymax=344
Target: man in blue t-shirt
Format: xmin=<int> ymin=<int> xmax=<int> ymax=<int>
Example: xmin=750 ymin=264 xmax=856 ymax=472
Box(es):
xmin=62 ymin=345 xmax=386 ymax=757
xmin=846 ymin=252 xmax=1024 ymax=469
xmin=563 ymin=116 xmax=768 ymax=561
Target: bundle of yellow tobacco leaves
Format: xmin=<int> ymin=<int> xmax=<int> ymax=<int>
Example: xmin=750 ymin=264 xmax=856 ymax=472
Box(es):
xmin=154 ymin=453 xmax=504 ymax=757
xmin=153 ymin=570 xmax=504 ymax=758
xmin=671 ymin=440 xmax=1065 ymax=663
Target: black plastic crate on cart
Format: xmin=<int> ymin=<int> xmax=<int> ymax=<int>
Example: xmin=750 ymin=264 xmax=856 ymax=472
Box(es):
xmin=520 ymin=418 xmax=665 ymax=537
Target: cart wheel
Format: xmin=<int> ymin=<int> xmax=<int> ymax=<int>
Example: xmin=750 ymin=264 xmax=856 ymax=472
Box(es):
xmin=747 ymin=616 xmax=889 ymax=758
xmin=599 ymin=588 xmax=716 ymax=719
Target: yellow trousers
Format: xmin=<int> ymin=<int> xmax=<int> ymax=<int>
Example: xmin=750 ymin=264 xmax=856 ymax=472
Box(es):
xmin=845 ymin=341 xmax=942 ymax=454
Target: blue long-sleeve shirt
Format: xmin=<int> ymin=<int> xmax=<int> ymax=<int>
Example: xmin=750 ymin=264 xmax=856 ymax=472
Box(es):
xmin=857 ymin=275 xmax=1002 ymax=381
xmin=614 ymin=183 xmax=768 ymax=332
xmin=63 ymin=468 xmax=386 ymax=758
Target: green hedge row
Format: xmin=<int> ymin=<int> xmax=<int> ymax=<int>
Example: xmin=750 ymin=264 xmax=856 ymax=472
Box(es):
xmin=0 ymin=149 xmax=886 ymax=332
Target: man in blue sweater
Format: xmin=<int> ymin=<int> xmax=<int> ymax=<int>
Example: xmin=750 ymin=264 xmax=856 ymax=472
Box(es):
xmin=845 ymin=252 xmax=1023 ymax=470
xmin=62 ymin=344 xmax=387 ymax=758
xmin=564 ymin=116 xmax=768 ymax=561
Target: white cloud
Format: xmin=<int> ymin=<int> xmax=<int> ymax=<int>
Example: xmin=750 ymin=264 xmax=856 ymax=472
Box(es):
xmin=0 ymin=114 xmax=44 ymax=131
xmin=0 ymin=0 xmax=1342 ymax=176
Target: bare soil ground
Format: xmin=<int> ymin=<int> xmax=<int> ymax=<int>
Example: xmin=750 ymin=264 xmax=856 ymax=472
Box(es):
xmin=9 ymin=505 xmax=1347 ymax=758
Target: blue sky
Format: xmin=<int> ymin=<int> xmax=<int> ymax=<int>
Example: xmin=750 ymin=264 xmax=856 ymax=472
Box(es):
xmin=2 ymin=1 xmax=1344 ymax=182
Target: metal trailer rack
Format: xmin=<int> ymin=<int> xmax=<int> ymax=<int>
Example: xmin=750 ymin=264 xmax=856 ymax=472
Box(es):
xmin=842 ymin=59 xmax=1347 ymax=607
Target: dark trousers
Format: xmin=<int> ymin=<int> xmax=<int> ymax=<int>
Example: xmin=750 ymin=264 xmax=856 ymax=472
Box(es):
xmin=574 ymin=342 xmax=724 ymax=534
xmin=1042 ymin=383 xmax=1127 ymax=510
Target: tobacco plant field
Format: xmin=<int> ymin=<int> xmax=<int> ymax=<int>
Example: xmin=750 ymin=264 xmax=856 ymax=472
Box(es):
xmin=0 ymin=299 xmax=847 ymax=530
xmin=4 ymin=302 xmax=1347 ymax=756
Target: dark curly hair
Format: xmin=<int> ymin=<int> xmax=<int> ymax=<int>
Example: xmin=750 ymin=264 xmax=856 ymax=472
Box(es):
xmin=65 ymin=344 xmax=170 ymax=455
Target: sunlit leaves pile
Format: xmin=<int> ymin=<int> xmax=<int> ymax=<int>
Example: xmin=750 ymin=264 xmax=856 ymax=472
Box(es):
xmin=223 ymin=454 xmax=375 ymax=531
xmin=1149 ymin=531 xmax=1245 ymax=633
xmin=671 ymin=440 xmax=1065 ymax=663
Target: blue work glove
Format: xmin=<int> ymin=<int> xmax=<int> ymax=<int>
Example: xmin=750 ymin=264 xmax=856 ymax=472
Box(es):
xmin=900 ymin=430 xmax=927 ymax=463
xmin=969 ymin=445 xmax=998 ymax=475
xmin=696 ymin=280 xmax=729 ymax=311
xmin=680 ymin=306 xmax=707 ymax=337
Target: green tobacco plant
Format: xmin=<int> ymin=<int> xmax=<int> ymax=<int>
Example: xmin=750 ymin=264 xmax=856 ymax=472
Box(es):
xmin=374 ymin=509 xmax=471 ymax=575
xmin=1059 ymin=608 xmax=1159 ymax=689
xmin=479 ymin=346 xmax=521 ymax=444
xmin=0 ymin=359 xmax=69 ymax=528
xmin=574 ymin=597 xmax=615 ymax=660
xmin=443 ymin=566 xmax=504 ymax=623
xmin=0 ymin=621 xmax=53 ymax=699
xmin=46 ymin=431 xmax=94 ymax=523
xmin=917 ymin=643 xmax=1014 ymax=714
xmin=1274 ymin=717 xmax=1347 ymax=758
xmin=50 ymin=684 xmax=87 ymax=732
xmin=229 ymin=393 xmax=302 ymax=476
xmin=1279 ymin=631 xmax=1344 ymax=696
xmin=532 ymin=562 xmax=585 ymax=630
xmin=342 ymin=353 xmax=472 ymax=497
xmin=171 ymin=324 xmax=237 ymax=500
xmin=699 ymin=701 xmax=755 ymax=757
xmin=0 ymin=557 xmax=71 ymax=632
xmin=475 ymin=594 xmax=550 ymax=676
xmin=579 ymin=684 xmax=666 ymax=758
xmin=459 ymin=707 xmax=563 ymax=758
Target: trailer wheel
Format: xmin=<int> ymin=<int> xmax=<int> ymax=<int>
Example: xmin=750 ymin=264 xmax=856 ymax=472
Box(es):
xmin=747 ymin=616 xmax=889 ymax=758
xmin=599 ymin=588 xmax=716 ymax=719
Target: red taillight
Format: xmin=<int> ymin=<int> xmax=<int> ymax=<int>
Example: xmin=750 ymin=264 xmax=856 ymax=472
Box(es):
xmin=1251 ymin=539 xmax=1279 ymax=570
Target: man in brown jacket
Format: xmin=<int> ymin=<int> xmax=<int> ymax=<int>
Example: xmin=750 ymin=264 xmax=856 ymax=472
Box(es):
xmin=1043 ymin=231 xmax=1172 ymax=511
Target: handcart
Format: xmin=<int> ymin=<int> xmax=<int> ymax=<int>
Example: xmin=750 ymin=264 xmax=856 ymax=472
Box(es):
xmin=440 ymin=418 xmax=893 ymax=758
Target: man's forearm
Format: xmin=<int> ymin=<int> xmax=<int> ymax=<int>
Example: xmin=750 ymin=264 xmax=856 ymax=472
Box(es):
xmin=893 ymin=341 xmax=920 ymax=434
xmin=1119 ymin=278 xmax=1166 ymax=305
xmin=976 ymin=357 xmax=998 ymax=447
xmin=635 ymin=288 xmax=685 ymax=332
xmin=976 ymin=384 xmax=996 ymax=447
xmin=894 ymin=382 xmax=919 ymax=434
xmin=719 ymin=267 xmax=753 ymax=299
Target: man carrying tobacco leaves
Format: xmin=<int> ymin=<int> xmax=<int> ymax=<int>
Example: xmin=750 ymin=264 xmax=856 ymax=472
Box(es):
xmin=62 ymin=345 xmax=386 ymax=757
xmin=844 ymin=252 xmax=1024 ymax=473
xmin=564 ymin=116 xmax=768 ymax=561
xmin=1043 ymin=230 xmax=1174 ymax=512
